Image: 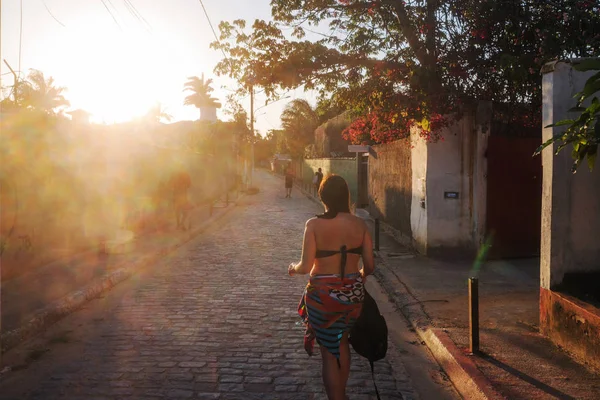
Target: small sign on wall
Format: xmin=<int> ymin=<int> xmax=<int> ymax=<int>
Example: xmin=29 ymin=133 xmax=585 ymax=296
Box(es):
xmin=444 ymin=191 xmax=460 ymax=199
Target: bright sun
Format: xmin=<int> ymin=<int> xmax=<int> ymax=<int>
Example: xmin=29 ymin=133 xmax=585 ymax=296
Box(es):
xmin=61 ymin=26 xmax=177 ymax=124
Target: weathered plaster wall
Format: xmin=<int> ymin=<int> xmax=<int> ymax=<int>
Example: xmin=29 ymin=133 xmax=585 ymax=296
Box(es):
xmin=368 ymin=140 xmax=413 ymax=243
xmin=372 ymin=114 xmax=481 ymax=256
xmin=410 ymin=116 xmax=476 ymax=256
xmin=473 ymin=102 xmax=492 ymax=247
xmin=410 ymin=131 xmax=427 ymax=253
xmin=541 ymin=60 xmax=600 ymax=290
xmin=540 ymin=288 xmax=600 ymax=372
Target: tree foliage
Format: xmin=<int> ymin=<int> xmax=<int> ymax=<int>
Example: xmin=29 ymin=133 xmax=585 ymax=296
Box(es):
xmin=536 ymin=59 xmax=600 ymax=172
xmin=280 ymin=99 xmax=320 ymax=159
xmin=2 ymin=69 xmax=70 ymax=114
xmin=254 ymin=130 xmax=280 ymax=163
xmin=212 ymin=0 xmax=600 ymax=144
xmin=183 ymin=73 xmax=222 ymax=117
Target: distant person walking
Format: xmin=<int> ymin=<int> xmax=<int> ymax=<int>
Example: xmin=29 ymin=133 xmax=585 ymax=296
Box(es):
xmin=313 ymin=167 xmax=324 ymax=195
xmin=284 ymin=167 xmax=294 ymax=198
xmin=170 ymin=168 xmax=192 ymax=230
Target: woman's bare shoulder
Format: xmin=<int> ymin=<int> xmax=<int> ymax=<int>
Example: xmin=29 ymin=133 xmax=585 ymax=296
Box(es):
xmin=348 ymin=213 xmax=368 ymax=226
xmin=305 ymin=216 xmax=319 ymax=228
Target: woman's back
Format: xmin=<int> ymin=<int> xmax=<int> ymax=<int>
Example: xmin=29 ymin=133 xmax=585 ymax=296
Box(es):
xmin=311 ymin=213 xmax=367 ymax=276
xmin=289 ymin=174 xmax=376 ymax=400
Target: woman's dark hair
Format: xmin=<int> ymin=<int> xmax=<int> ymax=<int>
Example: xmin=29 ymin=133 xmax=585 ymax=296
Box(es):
xmin=318 ymin=174 xmax=351 ymax=218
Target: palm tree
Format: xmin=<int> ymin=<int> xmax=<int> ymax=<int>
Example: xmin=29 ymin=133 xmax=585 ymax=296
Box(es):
xmin=280 ymin=99 xmax=319 ymax=159
xmin=21 ymin=69 xmax=70 ymax=114
xmin=183 ymin=73 xmax=221 ymax=121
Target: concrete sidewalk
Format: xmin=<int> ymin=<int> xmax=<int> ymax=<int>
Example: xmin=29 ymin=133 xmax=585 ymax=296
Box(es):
xmin=1 ymin=196 xmax=238 ymax=352
xmin=371 ymin=218 xmax=600 ymax=399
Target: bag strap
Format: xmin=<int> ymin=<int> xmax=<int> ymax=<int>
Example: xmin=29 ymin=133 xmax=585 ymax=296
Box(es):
xmin=370 ymin=361 xmax=381 ymax=400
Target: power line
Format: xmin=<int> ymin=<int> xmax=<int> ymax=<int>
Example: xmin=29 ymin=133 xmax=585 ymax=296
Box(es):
xmin=123 ymin=0 xmax=152 ymax=32
xmin=105 ymin=0 xmax=119 ymax=15
xmin=197 ymin=0 xmax=227 ymax=59
xmin=100 ymin=0 xmax=122 ymax=30
xmin=124 ymin=0 xmax=151 ymax=32
xmin=41 ymin=0 xmax=66 ymax=27
xmin=19 ymin=0 xmax=23 ymax=73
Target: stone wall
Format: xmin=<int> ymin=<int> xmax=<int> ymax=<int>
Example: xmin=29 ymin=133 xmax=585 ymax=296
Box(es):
xmin=368 ymin=140 xmax=413 ymax=243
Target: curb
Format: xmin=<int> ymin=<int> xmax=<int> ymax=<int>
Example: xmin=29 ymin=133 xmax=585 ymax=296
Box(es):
xmin=374 ymin=257 xmax=506 ymax=400
xmin=1 ymin=202 xmax=238 ymax=354
xmin=422 ymin=328 xmax=504 ymax=400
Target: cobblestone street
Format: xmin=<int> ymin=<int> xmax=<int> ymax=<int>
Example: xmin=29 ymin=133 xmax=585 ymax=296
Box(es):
xmin=0 ymin=171 xmax=424 ymax=400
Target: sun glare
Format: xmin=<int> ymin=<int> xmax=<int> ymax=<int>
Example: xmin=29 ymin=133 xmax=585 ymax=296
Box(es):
xmin=58 ymin=26 xmax=182 ymax=124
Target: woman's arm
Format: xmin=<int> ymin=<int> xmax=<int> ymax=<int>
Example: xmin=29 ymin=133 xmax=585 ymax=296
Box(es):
xmin=361 ymin=225 xmax=375 ymax=277
xmin=288 ymin=219 xmax=317 ymax=276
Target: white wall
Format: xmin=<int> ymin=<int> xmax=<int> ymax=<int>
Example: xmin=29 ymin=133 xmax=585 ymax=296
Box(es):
xmin=426 ymin=116 xmax=475 ymax=253
xmin=410 ymin=128 xmax=428 ymax=253
xmin=200 ymin=107 xmax=218 ymax=122
xmin=541 ymin=59 xmax=600 ymax=289
xmin=409 ymin=114 xmax=478 ymax=256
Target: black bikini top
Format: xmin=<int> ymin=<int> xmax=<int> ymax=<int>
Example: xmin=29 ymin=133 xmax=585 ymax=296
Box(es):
xmin=315 ymin=246 xmax=363 ymax=259
xmin=315 ymin=212 xmax=363 ymax=278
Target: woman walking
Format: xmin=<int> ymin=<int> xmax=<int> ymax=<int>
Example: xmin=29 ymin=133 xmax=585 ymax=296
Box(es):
xmin=284 ymin=167 xmax=294 ymax=198
xmin=288 ymin=175 xmax=375 ymax=400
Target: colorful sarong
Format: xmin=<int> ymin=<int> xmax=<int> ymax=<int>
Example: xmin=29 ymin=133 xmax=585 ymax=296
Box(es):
xmin=298 ymin=273 xmax=364 ymax=361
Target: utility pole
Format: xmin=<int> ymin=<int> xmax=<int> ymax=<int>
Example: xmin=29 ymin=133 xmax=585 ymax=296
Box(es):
xmin=0 ymin=59 xmax=17 ymax=368
xmin=249 ymin=84 xmax=255 ymax=187
xmin=3 ymin=59 xmax=18 ymax=102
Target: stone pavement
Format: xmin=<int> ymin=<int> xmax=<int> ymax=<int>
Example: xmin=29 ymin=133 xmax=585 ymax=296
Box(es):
xmin=0 ymin=170 xmax=426 ymax=400
xmin=372 ymin=219 xmax=600 ymax=399
xmin=1 ymin=197 xmax=227 ymax=335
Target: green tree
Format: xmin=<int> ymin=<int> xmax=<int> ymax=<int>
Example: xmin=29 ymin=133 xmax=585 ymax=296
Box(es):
xmin=183 ymin=73 xmax=222 ymax=120
xmin=266 ymin=129 xmax=288 ymax=155
xmin=15 ymin=69 xmax=70 ymax=114
xmin=254 ymin=131 xmax=278 ymax=163
xmin=280 ymin=99 xmax=319 ymax=159
xmin=212 ymin=1 xmax=600 ymax=144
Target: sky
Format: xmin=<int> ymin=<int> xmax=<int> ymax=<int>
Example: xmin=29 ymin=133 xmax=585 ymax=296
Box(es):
xmin=0 ymin=0 xmax=317 ymax=135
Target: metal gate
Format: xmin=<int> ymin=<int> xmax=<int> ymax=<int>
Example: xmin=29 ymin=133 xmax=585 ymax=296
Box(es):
xmin=486 ymin=135 xmax=542 ymax=258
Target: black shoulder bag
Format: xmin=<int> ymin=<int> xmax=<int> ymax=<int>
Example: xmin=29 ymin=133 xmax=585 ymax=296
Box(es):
xmin=349 ymin=288 xmax=388 ymax=400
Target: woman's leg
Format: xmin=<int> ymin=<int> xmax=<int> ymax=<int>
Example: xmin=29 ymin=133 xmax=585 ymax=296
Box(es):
xmin=339 ymin=332 xmax=352 ymax=391
xmin=320 ymin=346 xmax=345 ymax=400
